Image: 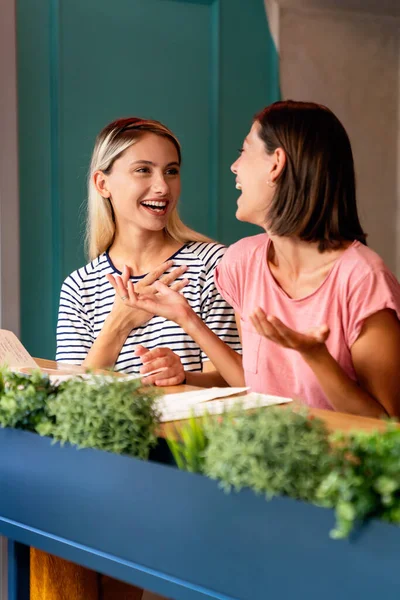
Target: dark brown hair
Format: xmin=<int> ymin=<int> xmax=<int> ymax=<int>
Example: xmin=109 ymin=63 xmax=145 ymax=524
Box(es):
xmin=254 ymin=100 xmax=367 ymax=251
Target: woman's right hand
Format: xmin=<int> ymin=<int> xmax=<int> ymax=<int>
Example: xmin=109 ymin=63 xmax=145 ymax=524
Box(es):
xmin=106 ymin=261 xmax=188 ymax=331
xmin=122 ymin=279 xmax=193 ymax=327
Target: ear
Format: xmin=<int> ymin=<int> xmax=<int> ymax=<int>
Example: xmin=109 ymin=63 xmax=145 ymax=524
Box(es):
xmin=93 ymin=170 xmax=111 ymax=198
xmin=269 ymin=148 xmax=286 ymax=184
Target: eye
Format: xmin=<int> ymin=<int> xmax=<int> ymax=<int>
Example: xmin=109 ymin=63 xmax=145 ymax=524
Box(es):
xmin=166 ymin=167 xmax=180 ymax=176
xmin=135 ymin=167 xmax=151 ymax=174
xmin=238 ymin=148 xmax=244 ymax=155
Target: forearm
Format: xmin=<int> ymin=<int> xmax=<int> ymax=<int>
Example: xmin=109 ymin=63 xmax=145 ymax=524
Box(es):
xmin=181 ymin=313 xmax=244 ymax=387
xmin=303 ymin=346 xmax=388 ymax=418
xmin=185 ymin=370 xmax=228 ymax=388
xmin=82 ymin=314 xmax=132 ymax=370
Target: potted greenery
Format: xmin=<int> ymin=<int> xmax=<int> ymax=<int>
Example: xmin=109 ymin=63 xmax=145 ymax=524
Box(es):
xmin=0 ymin=368 xmax=399 ymax=599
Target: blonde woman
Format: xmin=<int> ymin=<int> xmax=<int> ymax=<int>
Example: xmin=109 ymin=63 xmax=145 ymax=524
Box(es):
xmin=56 ymin=117 xmax=240 ymax=386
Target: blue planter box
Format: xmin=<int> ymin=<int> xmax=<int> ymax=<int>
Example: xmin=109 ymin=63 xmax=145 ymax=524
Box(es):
xmin=0 ymin=427 xmax=399 ymax=599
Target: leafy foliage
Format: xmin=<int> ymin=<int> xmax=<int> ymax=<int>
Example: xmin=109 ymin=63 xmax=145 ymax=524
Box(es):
xmin=40 ymin=375 xmax=161 ymax=459
xmin=204 ymin=406 xmax=332 ymax=503
xmin=317 ymin=425 xmax=400 ymax=538
xmin=166 ymin=414 xmax=209 ymax=473
xmin=3 ymin=365 xmax=400 ymax=539
xmin=0 ymin=368 xmax=56 ymax=431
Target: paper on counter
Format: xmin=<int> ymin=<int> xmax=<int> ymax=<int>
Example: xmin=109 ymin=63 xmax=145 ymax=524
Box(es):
xmin=158 ymin=390 xmax=292 ymax=422
xmin=161 ymin=386 xmax=249 ymax=406
xmin=158 ymin=387 xmax=249 ymax=422
xmin=0 ymin=329 xmax=39 ymax=369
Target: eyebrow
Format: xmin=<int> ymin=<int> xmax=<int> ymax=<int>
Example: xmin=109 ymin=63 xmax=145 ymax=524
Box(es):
xmin=129 ymin=160 xmax=180 ymax=167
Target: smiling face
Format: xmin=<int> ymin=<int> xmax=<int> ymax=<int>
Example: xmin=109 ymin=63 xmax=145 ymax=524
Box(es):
xmin=231 ymin=121 xmax=280 ymax=228
xmin=94 ymin=132 xmax=181 ymax=235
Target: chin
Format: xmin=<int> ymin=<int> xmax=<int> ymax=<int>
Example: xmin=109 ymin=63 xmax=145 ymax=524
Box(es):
xmin=235 ymin=207 xmax=245 ymax=222
xmin=235 ymin=208 xmax=253 ymax=224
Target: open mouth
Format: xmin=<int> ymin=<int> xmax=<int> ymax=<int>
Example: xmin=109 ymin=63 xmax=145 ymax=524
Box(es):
xmin=140 ymin=200 xmax=169 ymax=216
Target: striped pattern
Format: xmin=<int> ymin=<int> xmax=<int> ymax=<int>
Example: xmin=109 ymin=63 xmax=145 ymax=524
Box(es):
xmin=56 ymin=242 xmax=241 ymax=373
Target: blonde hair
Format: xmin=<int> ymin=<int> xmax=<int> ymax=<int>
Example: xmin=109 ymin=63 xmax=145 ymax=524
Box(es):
xmin=86 ymin=117 xmax=213 ymax=260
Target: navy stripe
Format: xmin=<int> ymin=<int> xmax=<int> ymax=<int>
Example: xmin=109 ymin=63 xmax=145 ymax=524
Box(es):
xmin=56 ymin=242 xmax=241 ymax=371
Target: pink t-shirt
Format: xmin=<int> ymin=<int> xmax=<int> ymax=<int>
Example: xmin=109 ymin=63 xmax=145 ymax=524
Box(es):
xmin=215 ymin=233 xmax=400 ymax=410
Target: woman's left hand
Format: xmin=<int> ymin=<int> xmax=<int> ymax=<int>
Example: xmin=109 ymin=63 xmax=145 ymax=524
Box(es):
xmin=135 ymin=344 xmax=186 ymax=386
xmin=249 ymin=307 xmax=330 ymax=358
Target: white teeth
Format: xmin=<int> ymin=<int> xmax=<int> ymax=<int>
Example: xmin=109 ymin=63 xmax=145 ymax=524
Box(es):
xmin=236 ymin=183 xmax=242 ymax=190
xmin=141 ymin=201 xmax=167 ymax=209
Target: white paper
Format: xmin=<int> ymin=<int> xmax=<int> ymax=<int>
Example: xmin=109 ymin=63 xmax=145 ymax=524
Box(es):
xmin=158 ymin=390 xmax=292 ymax=422
xmin=0 ymin=329 xmax=38 ymax=368
xmin=161 ymin=387 xmax=249 ymax=405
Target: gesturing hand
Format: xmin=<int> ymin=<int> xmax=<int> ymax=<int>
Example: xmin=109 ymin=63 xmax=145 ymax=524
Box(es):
xmin=117 ymin=280 xmax=192 ymax=327
xmin=135 ymin=344 xmax=186 ymax=386
xmin=249 ymin=307 xmax=330 ymax=358
xmin=106 ymin=261 xmax=188 ymax=329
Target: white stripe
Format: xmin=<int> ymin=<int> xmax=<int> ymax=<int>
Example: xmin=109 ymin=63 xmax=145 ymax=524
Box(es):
xmin=56 ymin=243 xmax=241 ymax=372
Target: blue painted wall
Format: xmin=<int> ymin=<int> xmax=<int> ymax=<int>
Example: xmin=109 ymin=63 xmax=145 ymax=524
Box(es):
xmin=17 ymin=0 xmax=279 ymax=358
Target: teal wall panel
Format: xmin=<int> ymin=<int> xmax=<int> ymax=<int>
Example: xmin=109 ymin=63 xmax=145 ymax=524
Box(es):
xmin=18 ymin=0 xmax=279 ymax=359
xmin=17 ymin=0 xmax=55 ymax=358
xmin=218 ymin=0 xmax=280 ymax=244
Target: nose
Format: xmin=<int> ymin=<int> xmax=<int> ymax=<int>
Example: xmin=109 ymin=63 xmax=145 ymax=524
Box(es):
xmin=152 ymin=173 xmax=169 ymax=195
xmin=231 ymin=158 xmax=238 ymax=174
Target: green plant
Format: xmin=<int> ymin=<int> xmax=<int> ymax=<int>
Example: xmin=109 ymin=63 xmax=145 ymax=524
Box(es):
xmin=0 ymin=367 xmax=56 ymax=431
xmin=204 ymin=406 xmax=332 ymax=503
xmin=166 ymin=414 xmax=209 ymax=473
xmin=317 ymin=424 xmax=400 ymax=538
xmin=39 ymin=374 xmax=161 ymax=459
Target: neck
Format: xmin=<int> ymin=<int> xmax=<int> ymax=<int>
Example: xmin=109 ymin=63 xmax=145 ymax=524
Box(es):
xmin=109 ymin=224 xmax=181 ymax=275
xmin=267 ymin=234 xmax=346 ymax=278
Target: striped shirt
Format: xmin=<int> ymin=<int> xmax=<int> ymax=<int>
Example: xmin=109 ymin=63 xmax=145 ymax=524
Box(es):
xmin=56 ymin=242 xmax=241 ymax=373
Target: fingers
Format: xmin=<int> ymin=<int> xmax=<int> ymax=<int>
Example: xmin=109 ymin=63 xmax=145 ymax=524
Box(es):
xmin=265 ymin=315 xmax=297 ymax=345
xmin=170 ymin=279 xmax=189 ymax=293
xmin=141 ymin=368 xmax=184 ymax=386
xmin=315 ymin=325 xmax=330 ymax=343
xmin=121 ymin=264 xmax=131 ymax=286
xmin=159 ymin=265 xmax=187 ymax=287
xmin=153 ymin=280 xmax=174 ymax=295
xmin=138 ymin=347 xmax=184 ymax=386
xmin=250 ymin=308 xmax=283 ymax=344
xmin=127 ymin=280 xmax=142 ymax=305
xmin=105 ymin=273 xmax=118 ymax=292
xmin=153 ymin=374 xmax=186 ymax=387
xmin=140 ymin=356 xmax=170 ymax=375
xmin=134 ymin=344 xmax=149 ymax=357
xmin=140 ymin=260 xmax=174 ymax=287
xmin=139 ymin=347 xmax=170 ymax=364
xmin=141 ymin=371 xmax=184 ymax=386
xmin=250 ymin=308 xmax=330 ymax=352
xmin=106 ymin=272 xmax=131 ymax=301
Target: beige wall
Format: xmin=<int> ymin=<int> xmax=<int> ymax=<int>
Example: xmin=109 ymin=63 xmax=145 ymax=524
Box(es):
xmin=0 ymin=0 xmax=20 ymax=335
xmin=265 ymin=0 xmax=400 ymax=275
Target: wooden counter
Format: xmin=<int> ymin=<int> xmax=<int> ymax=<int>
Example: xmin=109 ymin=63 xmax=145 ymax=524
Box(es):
xmin=34 ymin=358 xmax=392 ymax=435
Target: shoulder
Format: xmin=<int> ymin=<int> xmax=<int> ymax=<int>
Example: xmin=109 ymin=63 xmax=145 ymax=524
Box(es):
xmin=341 ymin=242 xmax=399 ymax=287
xmin=182 ymin=241 xmax=227 ymax=273
xmin=61 ymin=254 xmax=110 ymax=295
xmin=220 ymin=233 xmax=268 ymax=267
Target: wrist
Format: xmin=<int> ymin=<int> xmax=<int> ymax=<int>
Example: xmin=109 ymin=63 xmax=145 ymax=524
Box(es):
xmin=104 ymin=312 xmax=133 ymax=338
xmin=180 ymin=310 xmax=204 ymax=335
xmin=301 ymin=343 xmax=330 ymax=366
